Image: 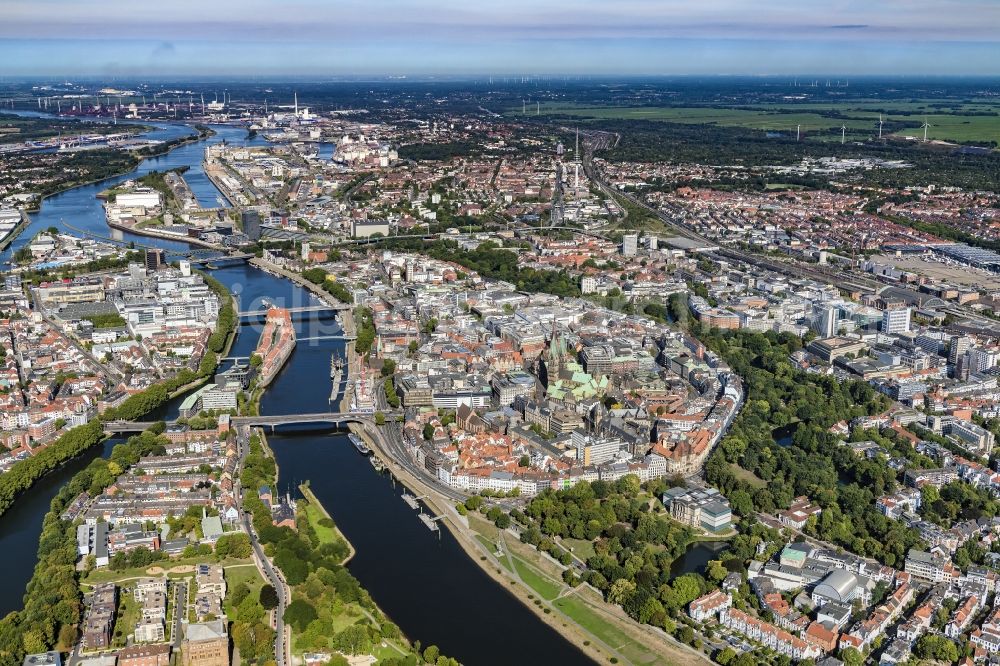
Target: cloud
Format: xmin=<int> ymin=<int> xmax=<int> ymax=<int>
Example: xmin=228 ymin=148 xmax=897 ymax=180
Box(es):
xmin=150 ymin=41 xmax=176 ymax=59
xmin=829 ymin=24 xmax=869 ymax=30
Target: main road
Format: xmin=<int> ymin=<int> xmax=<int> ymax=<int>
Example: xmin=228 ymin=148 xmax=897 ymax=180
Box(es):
xmin=234 ymin=426 xmax=290 ymax=666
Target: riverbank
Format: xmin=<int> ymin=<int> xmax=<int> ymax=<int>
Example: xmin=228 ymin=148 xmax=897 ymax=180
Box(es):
xmin=204 ymin=164 xmax=240 ymax=207
xmin=134 ymin=123 xmax=216 ymax=160
xmin=353 ymin=420 xmax=709 ymax=666
xmin=106 ymin=218 xmax=222 ymax=249
xmin=0 ymin=210 xmax=31 ymax=252
xmin=298 ymin=484 xmax=356 ymax=564
xmin=0 ymin=271 xmax=234 ymax=520
xmin=17 ymin=124 xmax=212 ymax=217
xmin=248 ymin=257 xmax=349 ymax=310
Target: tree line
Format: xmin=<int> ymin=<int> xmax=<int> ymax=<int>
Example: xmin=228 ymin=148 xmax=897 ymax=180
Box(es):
xmin=0 ymin=429 xmax=169 ymax=664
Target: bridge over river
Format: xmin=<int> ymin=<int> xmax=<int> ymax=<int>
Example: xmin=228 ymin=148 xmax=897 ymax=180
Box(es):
xmin=103 ymin=411 xmax=400 ymax=433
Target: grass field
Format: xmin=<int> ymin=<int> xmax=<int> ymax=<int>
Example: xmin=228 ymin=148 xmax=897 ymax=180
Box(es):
xmin=560 ymin=537 xmax=596 ymax=561
xmin=468 ymin=514 xmax=500 ymax=541
xmin=554 ymin=594 xmax=633 ymax=650
xmin=526 ymin=102 xmax=1000 ymax=144
xmin=729 ymin=462 xmax=766 ymax=488
xmin=553 ymin=592 xmax=705 ymax=666
xmin=511 ymin=557 xmax=563 ymax=601
xmin=891 ymin=114 xmax=1000 ymax=143
xmin=302 ymin=501 xmax=338 ymax=545
xmin=222 ymin=564 xmax=266 ymax=617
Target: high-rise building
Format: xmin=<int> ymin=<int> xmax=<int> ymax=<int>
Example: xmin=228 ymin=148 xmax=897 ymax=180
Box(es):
xmin=881 ymin=307 xmax=911 ymax=334
xmin=622 ymin=234 xmax=638 ymax=257
xmin=949 ymin=335 xmax=971 ymax=366
xmin=955 ymin=352 xmax=971 ymax=381
xmin=972 ymin=348 xmax=999 ymax=373
xmin=241 ymin=210 xmax=261 ymax=241
xmin=144 ymin=249 xmax=165 ymax=272
xmin=815 ymin=305 xmax=837 ymax=338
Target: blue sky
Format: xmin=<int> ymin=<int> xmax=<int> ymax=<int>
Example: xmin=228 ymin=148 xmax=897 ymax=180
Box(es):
xmin=2 ymin=0 xmax=999 ymax=76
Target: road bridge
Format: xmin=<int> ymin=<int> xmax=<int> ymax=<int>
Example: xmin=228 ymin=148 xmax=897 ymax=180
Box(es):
xmin=236 ymin=304 xmax=350 ymax=319
xmin=103 ymin=411 xmax=400 ymax=433
xmin=298 ymin=334 xmax=356 ymax=342
xmin=186 ymin=253 xmax=253 ymax=266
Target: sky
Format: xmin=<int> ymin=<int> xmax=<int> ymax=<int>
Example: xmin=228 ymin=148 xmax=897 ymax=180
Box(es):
xmin=2 ymin=0 xmax=1000 ymax=77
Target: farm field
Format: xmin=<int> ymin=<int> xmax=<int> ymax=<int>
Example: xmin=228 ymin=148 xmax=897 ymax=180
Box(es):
xmin=528 ymin=102 xmax=1000 ymax=144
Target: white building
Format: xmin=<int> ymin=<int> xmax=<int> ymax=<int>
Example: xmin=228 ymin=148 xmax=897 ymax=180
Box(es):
xmin=115 ymin=189 xmax=162 ymax=210
xmin=352 ymin=219 xmax=390 ymax=238
xmin=622 ymin=234 xmax=638 ymax=257
xmin=881 ymin=307 xmax=911 ymax=334
xmin=571 ymin=431 xmax=622 ymax=466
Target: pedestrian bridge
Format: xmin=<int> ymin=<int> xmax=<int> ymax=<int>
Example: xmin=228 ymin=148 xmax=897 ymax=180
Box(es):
xmin=103 ymin=411 xmax=399 ymax=433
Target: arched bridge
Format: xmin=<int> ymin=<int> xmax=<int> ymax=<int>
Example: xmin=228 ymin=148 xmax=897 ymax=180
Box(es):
xmin=103 ymin=411 xmax=400 ymax=433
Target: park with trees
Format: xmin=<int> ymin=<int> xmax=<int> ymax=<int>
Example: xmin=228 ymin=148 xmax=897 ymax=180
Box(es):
xmin=699 ymin=327 xmax=925 ymax=566
xmin=239 ymin=433 xmax=459 ymax=665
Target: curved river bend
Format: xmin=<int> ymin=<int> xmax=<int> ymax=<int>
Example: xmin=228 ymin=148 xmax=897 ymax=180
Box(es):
xmin=0 ymin=118 xmax=587 ymax=665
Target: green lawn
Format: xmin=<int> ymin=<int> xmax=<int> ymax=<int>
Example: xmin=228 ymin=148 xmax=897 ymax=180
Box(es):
xmin=560 ymin=537 xmax=596 ymax=561
xmin=84 ymin=557 xmax=253 ymax=585
xmin=511 ymin=557 xmax=562 ymax=601
xmin=475 ymin=534 xmax=503 ymax=554
xmin=554 ymin=595 xmax=632 ymax=649
xmin=111 ymin=590 xmax=140 ymax=648
xmin=554 ymin=594 xmax=691 ymax=666
xmin=222 ymin=564 xmax=266 ymax=617
xmin=303 ymin=501 xmax=338 ymax=545
xmin=728 ymin=462 xmax=766 ymax=488
xmin=467 ymin=514 xmax=500 ymax=541
xmin=329 ymin=605 xmax=365 ymax=632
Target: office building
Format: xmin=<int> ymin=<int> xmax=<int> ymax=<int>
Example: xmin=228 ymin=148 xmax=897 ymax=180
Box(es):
xmin=572 ymin=431 xmax=623 ymax=466
xmin=949 ymin=335 xmax=971 ymax=365
xmin=881 ymin=307 xmax=911 ymax=334
xmin=144 ymin=249 xmax=165 ymax=272
xmin=814 ymin=305 xmax=837 ymax=338
xmin=241 ymin=211 xmax=261 ymax=241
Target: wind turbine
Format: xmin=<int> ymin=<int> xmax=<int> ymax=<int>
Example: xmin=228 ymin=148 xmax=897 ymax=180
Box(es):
xmin=922 ymin=119 xmax=931 ymax=142
xmin=878 ymin=114 xmax=884 ymax=140
xmin=841 ymin=125 xmax=847 ymax=145
xmin=796 ymin=124 xmax=801 ymax=141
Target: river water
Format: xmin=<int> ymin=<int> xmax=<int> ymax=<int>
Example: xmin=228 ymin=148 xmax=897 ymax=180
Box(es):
xmin=0 ymin=116 xmax=587 ymax=664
